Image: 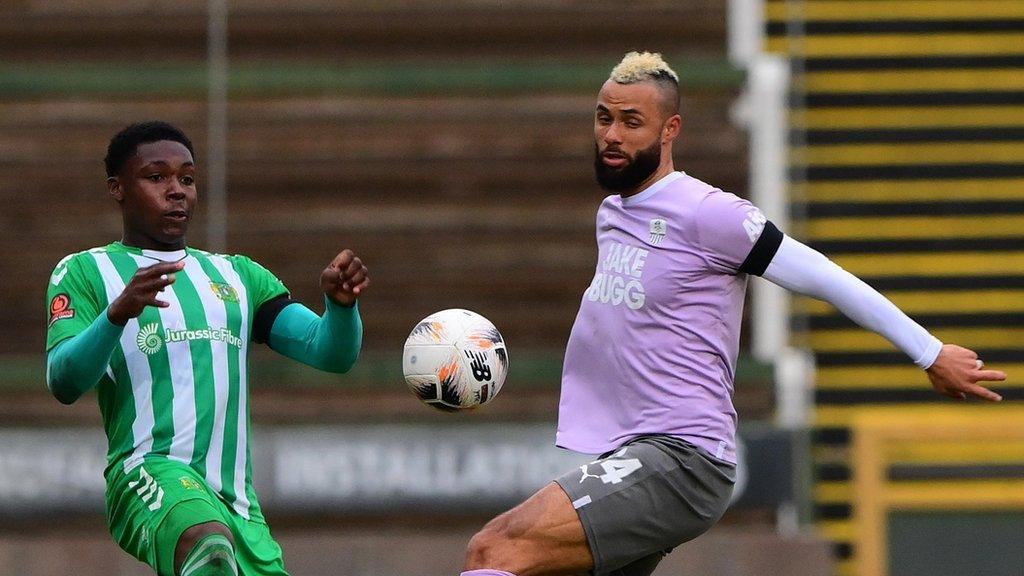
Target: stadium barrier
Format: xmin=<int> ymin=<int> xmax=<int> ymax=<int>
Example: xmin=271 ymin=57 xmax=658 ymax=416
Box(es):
xmin=851 ymin=406 xmax=1024 ymax=576
xmin=0 ymin=423 xmax=801 ymax=517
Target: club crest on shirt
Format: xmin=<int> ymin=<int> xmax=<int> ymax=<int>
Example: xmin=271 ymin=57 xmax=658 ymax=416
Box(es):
xmin=48 ymin=293 xmax=75 ymax=326
xmin=210 ymin=281 xmax=239 ymax=302
xmin=649 ymin=218 xmax=667 ymax=245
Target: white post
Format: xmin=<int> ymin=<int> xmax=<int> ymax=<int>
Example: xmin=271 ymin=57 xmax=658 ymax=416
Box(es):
xmin=774 ymin=347 xmax=815 ymax=430
xmin=728 ymin=0 xmax=766 ymax=68
xmin=206 ymin=0 xmax=229 ymax=252
xmin=730 ymin=0 xmax=814 ymax=532
xmin=748 ymin=54 xmax=791 ymax=362
xmin=732 ymin=48 xmax=813 ymax=432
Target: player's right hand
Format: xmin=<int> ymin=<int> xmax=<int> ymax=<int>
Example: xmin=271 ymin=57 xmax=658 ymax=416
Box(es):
xmin=925 ymin=344 xmax=1005 ymax=402
xmin=107 ymin=261 xmax=185 ymax=326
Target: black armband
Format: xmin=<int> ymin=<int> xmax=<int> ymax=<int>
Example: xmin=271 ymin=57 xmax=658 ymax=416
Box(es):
xmin=252 ymin=294 xmax=297 ymax=344
xmin=738 ymin=221 xmax=784 ymax=276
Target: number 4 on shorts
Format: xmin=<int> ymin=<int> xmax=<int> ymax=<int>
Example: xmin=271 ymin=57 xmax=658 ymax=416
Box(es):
xmin=594 ymin=447 xmax=642 ymax=485
xmin=598 ymin=458 xmax=642 ymax=484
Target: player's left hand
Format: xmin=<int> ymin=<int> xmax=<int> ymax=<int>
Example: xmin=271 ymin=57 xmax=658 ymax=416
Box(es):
xmin=320 ymin=249 xmax=369 ymax=307
xmin=926 ymin=344 xmax=1005 ymax=402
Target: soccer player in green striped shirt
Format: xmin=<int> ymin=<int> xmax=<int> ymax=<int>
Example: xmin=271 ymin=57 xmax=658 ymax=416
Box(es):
xmin=45 ymin=121 xmax=368 ymax=576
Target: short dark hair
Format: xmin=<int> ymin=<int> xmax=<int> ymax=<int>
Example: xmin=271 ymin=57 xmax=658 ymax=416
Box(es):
xmin=104 ymin=121 xmax=195 ymax=177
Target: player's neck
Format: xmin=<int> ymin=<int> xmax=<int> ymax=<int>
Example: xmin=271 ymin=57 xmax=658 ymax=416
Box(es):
xmin=119 ymin=233 xmax=187 ymax=252
xmin=621 ymin=163 xmax=676 ymax=198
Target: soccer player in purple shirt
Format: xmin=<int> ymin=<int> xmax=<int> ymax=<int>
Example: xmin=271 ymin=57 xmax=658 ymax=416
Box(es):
xmin=460 ymin=52 xmax=1006 ymax=576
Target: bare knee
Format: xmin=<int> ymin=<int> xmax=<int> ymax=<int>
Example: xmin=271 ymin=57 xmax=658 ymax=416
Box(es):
xmin=174 ymin=521 xmax=234 ymax=575
xmin=464 ymin=482 xmax=593 ymax=575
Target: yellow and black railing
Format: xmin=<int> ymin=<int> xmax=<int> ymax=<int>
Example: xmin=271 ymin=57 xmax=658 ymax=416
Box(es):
xmin=765 ymin=1 xmax=1024 ymax=574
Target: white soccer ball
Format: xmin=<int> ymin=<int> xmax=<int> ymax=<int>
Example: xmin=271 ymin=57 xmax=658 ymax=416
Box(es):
xmin=402 ymin=309 xmax=509 ymax=411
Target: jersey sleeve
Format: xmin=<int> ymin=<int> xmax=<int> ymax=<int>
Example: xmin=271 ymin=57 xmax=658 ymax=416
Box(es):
xmin=695 ymin=190 xmax=784 ymax=276
xmin=231 ymin=255 xmax=291 ymax=311
xmin=45 ymin=253 xmax=105 ymax=351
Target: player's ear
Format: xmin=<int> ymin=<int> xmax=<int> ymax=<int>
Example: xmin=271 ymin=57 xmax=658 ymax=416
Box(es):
xmin=107 ymin=176 xmax=124 ymax=202
xmin=662 ymin=113 xmax=681 ymax=144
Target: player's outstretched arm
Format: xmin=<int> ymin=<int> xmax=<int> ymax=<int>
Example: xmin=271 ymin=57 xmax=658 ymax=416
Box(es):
xmin=264 ymin=249 xmax=367 ymax=373
xmin=47 ymin=261 xmax=183 ymax=404
xmin=761 ymin=236 xmax=1005 ymax=401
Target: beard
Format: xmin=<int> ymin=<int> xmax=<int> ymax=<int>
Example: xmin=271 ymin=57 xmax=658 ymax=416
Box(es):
xmin=593 ymin=139 xmax=662 ymax=194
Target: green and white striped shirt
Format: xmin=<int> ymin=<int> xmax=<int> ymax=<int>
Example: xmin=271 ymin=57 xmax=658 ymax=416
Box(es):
xmin=46 ymin=242 xmax=288 ymax=520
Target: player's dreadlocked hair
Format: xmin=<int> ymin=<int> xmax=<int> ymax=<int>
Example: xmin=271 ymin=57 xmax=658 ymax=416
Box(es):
xmin=105 ymin=121 xmax=195 ymax=177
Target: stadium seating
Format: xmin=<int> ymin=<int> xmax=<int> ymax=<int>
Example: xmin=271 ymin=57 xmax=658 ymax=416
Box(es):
xmin=0 ymin=0 xmax=746 ymax=380
xmin=0 ymin=3 xmax=840 ymax=575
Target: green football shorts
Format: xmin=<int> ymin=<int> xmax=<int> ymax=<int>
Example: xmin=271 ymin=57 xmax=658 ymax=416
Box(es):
xmin=105 ymin=457 xmax=288 ymax=575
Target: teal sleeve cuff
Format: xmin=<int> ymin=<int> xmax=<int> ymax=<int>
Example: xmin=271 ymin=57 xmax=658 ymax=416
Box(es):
xmin=46 ymin=308 xmax=124 ymax=404
xmin=267 ymin=298 xmax=363 ymax=373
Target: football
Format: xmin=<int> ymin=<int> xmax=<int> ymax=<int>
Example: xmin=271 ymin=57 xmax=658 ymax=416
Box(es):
xmin=402 ymin=309 xmax=509 ymax=411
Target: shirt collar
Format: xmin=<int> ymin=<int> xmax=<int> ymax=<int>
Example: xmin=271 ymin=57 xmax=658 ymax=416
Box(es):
xmin=116 ymin=242 xmax=188 ymax=262
xmin=620 ymin=171 xmax=684 ymax=206
xmin=140 ymin=248 xmax=187 ymax=262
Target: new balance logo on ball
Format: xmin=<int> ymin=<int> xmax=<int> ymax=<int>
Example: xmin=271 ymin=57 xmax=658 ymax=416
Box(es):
xmin=465 ymin=350 xmax=492 ymax=382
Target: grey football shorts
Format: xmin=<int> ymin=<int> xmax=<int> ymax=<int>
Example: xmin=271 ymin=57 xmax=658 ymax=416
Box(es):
xmin=555 ymin=435 xmax=736 ymax=576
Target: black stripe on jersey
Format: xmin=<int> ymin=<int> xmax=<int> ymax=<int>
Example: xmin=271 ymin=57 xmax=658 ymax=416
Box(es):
xmin=739 ymin=221 xmax=784 ymax=276
xmin=800 ymin=163 xmax=1024 ymax=182
xmin=804 ymin=127 xmax=1024 ymax=145
xmin=768 ymin=19 xmax=1024 ymax=35
xmin=252 ymin=293 xmax=297 ymax=344
xmin=805 ymin=91 xmax=1024 ymax=107
xmin=804 ymin=55 xmax=1024 ymax=72
xmin=810 ymin=238 xmax=1024 ymax=254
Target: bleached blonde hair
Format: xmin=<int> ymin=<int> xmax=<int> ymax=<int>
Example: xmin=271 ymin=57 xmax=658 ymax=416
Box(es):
xmin=609 ymin=51 xmax=678 ymax=84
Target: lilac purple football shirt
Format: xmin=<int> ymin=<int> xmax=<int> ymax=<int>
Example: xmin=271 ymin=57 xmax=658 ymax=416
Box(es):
xmin=557 ymin=171 xmax=782 ymax=464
